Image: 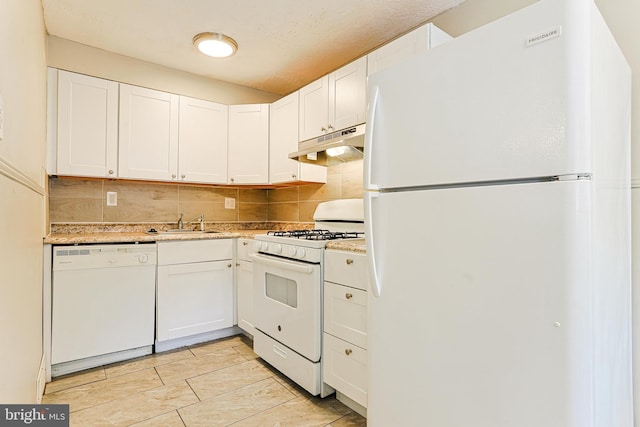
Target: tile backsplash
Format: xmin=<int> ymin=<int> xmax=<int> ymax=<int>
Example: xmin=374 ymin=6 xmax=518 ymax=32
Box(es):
xmin=49 ymin=161 xmax=363 ymax=224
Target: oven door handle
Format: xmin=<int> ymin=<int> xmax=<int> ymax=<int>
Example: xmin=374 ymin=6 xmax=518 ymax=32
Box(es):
xmin=248 ymin=253 xmax=315 ymax=274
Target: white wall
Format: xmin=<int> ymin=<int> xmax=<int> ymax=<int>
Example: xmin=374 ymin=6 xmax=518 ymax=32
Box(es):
xmin=0 ymin=0 xmax=47 ymax=403
xmin=47 ymin=36 xmax=281 ymax=105
xmin=433 ymin=0 xmax=640 ymax=423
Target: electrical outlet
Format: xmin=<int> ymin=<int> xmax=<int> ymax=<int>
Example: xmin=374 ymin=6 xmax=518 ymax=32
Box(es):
xmin=225 ymin=197 xmax=236 ymax=209
xmin=106 ymin=191 xmax=117 ymax=207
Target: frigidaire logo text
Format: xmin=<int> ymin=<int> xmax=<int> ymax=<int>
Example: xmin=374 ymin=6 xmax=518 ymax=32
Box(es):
xmin=528 ymin=28 xmax=558 ymax=44
xmin=525 ymin=25 xmax=562 ymax=47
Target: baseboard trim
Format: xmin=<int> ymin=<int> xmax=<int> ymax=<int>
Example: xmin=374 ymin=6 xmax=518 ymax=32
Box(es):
xmin=36 ymin=354 xmax=46 ymax=403
xmin=155 ymin=326 xmax=241 ymax=353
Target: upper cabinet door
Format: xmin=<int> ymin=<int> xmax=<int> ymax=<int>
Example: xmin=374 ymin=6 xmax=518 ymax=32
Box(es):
xmin=330 ymin=56 xmax=367 ymax=133
xmin=228 ymin=104 xmax=269 ymax=185
xmin=270 ymin=92 xmax=300 ymax=183
xmin=56 ymin=70 xmax=119 ymax=178
xmin=299 ymin=57 xmax=367 ymax=142
xmin=119 ymin=84 xmax=179 ymax=181
xmin=270 ymin=92 xmax=326 ymax=184
xmin=178 ymin=96 xmax=228 ymax=184
xmin=298 ymin=76 xmax=330 ymax=141
xmin=367 ymin=23 xmax=452 ymax=77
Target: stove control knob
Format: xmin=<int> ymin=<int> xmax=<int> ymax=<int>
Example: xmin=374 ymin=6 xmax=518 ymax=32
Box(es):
xmin=253 ymin=241 xmax=262 ymax=252
xmin=288 ymin=247 xmax=297 ymax=257
xmin=272 ymin=244 xmax=282 ymax=254
xmin=298 ymin=248 xmax=306 ymax=258
xmin=261 ymin=242 xmax=269 ymax=251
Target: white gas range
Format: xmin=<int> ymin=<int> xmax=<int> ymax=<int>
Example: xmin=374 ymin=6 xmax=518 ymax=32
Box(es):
xmin=250 ymin=199 xmax=364 ymax=397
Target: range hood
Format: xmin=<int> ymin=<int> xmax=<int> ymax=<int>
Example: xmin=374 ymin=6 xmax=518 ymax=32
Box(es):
xmin=289 ymin=123 xmax=365 ymax=166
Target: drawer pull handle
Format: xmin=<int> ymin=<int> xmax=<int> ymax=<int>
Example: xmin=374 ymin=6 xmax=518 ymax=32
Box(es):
xmin=346 ymin=259 xmax=354 ymax=265
xmin=345 ymin=348 xmax=353 ymax=356
xmin=345 ymin=293 xmax=353 ymax=299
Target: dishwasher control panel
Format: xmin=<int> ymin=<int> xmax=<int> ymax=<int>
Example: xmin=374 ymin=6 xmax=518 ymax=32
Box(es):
xmin=53 ymin=243 xmax=157 ymax=270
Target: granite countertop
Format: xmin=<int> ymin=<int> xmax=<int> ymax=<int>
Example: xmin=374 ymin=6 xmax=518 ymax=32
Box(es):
xmin=325 ymin=239 xmax=367 ymax=254
xmin=44 ymin=223 xmax=366 ymax=253
xmin=44 ymin=223 xmax=283 ymax=245
xmin=42 ymin=230 xmax=268 ymax=245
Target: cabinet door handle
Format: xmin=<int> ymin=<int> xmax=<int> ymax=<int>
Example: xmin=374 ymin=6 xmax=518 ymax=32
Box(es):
xmin=171 ymin=174 xmax=177 ymax=179
xmin=345 ymin=293 xmax=353 ymax=300
xmin=227 ymin=263 xmax=233 ymax=268
xmin=230 ymin=177 xmax=235 ymax=183
xmin=346 ymin=258 xmax=354 ymax=265
xmin=345 ymin=348 xmax=353 ymax=356
xmin=108 ymin=169 xmax=114 ymax=175
xmin=328 ymin=124 xmax=334 ymax=130
xmin=321 ymin=126 xmax=327 ymax=132
xmin=242 ymin=241 xmax=248 ymax=246
xmin=235 ymin=263 xmax=240 ymax=267
xmin=181 ymin=174 xmax=186 ymax=179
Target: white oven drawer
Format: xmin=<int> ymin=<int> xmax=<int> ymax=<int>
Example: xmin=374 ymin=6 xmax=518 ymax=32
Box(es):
xmin=323 ymin=332 xmax=368 ymax=408
xmin=254 ymin=330 xmax=322 ymax=396
xmin=325 ymin=250 xmax=368 ymax=291
xmin=324 ymin=282 xmax=368 ymax=349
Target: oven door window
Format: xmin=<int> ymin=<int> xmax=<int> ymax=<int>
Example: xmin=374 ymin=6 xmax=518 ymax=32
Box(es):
xmin=265 ymin=273 xmax=297 ymax=308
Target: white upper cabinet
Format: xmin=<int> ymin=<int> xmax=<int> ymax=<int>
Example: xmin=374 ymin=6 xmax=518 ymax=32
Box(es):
xmin=269 ymin=92 xmax=326 ymax=184
xmin=367 ymin=23 xmax=452 ymax=77
xmin=228 ymin=104 xmax=269 ymax=185
xmin=118 ymin=84 xmax=179 ymax=181
xmin=178 ymin=96 xmax=228 ymax=184
xmin=330 ymin=57 xmax=368 ymax=133
xmin=299 ymin=56 xmax=367 ymax=141
xmin=56 ymin=70 xmax=119 ymax=178
xmin=299 ymin=77 xmax=329 ymax=141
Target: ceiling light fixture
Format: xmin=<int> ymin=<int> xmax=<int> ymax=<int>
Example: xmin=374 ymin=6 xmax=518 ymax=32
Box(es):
xmin=193 ymin=32 xmax=238 ymax=58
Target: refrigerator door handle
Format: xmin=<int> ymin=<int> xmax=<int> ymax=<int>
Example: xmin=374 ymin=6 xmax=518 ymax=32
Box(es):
xmin=364 ymin=86 xmax=380 ymax=191
xmin=365 ymin=191 xmax=382 ymax=297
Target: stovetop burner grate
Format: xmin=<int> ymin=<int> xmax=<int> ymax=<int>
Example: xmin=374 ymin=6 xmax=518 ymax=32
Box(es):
xmin=267 ymin=229 xmax=364 ymax=241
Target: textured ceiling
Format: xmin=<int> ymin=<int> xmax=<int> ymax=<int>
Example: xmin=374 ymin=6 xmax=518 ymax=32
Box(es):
xmin=41 ymin=0 xmax=465 ymax=95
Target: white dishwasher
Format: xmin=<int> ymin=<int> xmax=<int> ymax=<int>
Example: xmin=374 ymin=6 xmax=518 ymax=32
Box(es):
xmin=51 ymin=243 xmax=156 ymax=375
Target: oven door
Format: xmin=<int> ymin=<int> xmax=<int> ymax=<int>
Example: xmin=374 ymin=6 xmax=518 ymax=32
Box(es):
xmin=250 ymin=252 xmax=322 ymax=362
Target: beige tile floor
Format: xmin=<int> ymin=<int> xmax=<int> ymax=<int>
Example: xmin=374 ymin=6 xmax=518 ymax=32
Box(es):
xmin=43 ymin=335 xmax=367 ymax=427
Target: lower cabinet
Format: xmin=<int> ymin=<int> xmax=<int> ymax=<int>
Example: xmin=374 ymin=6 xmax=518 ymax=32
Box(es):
xmin=323 ymin=332 xmax=368 ymax=407
xmin=323 ymin=250 xmax=368 ymax=411
xmin=236 ymin=238 xmax=256 ymax=336
xmin=156 ymin=240 xmax=234 ymax=347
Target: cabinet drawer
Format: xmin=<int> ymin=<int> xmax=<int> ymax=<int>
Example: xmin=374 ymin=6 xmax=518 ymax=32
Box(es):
xmin=325 ymin=250 xmax=368 ymax=291
xmin=324 ymin=282 xmax=367 ymax=349
xmin=158 ymin=239 xmax=232 ymax=265
xmin=323 ymin=332 xmax=368 ymax=408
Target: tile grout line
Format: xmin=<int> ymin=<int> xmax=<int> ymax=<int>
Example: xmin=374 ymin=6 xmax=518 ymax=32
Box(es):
xmin=222 ymin=378 xmax=299 ymax=427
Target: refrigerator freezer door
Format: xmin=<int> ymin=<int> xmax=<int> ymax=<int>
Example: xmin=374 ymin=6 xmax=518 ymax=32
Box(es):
xmin=366 ymin=0 xmax=590 ymax=190
xmin=367 ymin=181 xmax=594 ymax=427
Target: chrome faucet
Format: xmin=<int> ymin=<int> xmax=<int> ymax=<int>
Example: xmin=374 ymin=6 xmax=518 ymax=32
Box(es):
xmin=180 ymin=214 xmax=205 ymax=231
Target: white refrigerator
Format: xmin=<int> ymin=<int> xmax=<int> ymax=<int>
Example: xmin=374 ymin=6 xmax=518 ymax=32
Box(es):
xmin=364 ymin=0 xmax=632 ymax=426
